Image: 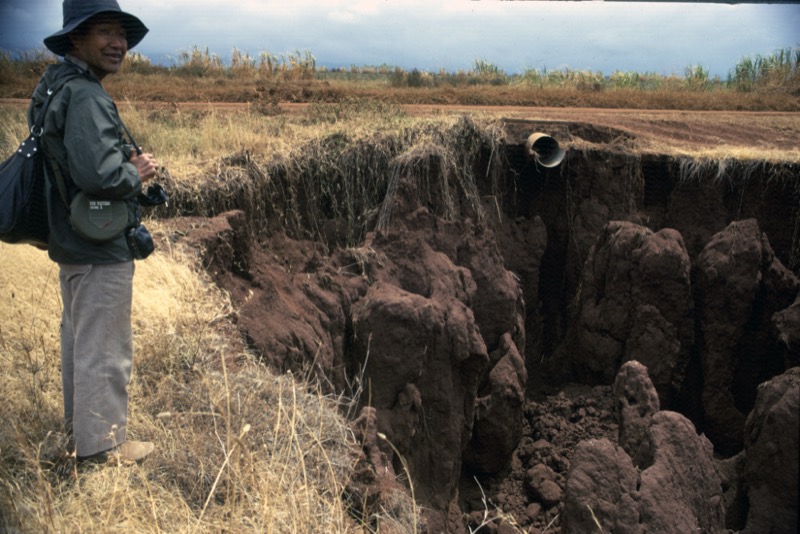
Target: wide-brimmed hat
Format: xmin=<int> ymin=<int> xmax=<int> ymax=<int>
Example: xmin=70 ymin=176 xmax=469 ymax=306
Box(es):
xmin=44 ymin=0 xmax=149 ymax=56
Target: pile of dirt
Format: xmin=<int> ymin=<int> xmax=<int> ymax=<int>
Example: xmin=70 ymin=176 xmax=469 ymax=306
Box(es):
xmin=167 ymin=118 xmax=799 ymax=533
xmin=460 ymin=384 xmax=618 ymax=532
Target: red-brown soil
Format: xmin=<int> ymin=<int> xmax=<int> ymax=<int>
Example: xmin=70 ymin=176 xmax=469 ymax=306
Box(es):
xmin=165 ymin=103 xmax=800 ymax=158
xmin=156 ymin=104 xmax=799 ymax=533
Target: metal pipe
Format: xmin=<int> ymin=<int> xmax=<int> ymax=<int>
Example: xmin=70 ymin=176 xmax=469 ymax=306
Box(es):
xmin=525 ymin=133 xmax=566 ymax=168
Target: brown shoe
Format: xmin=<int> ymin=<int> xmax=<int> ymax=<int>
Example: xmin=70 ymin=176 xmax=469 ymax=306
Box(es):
xmin=78 ymin=440 xmax=155 ymax=465
xmin=111 ymin=441 xmax=155 ymax=463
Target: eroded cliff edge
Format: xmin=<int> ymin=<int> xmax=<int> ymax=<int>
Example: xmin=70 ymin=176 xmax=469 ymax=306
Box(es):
xmin=165 ymin=117 xmax=799 ymax=533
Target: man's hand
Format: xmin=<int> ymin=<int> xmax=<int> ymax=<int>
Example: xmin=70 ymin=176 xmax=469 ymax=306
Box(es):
xmin=130 ymin=150 xmax=158 ymax=182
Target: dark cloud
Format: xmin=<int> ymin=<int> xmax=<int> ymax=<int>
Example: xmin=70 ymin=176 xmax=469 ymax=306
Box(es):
xmin=1 ymin=1 xmax=798 ymax=77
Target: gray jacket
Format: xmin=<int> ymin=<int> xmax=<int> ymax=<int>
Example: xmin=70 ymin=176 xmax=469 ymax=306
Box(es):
xmin=27 ymin=57 xmax=141 ymax=264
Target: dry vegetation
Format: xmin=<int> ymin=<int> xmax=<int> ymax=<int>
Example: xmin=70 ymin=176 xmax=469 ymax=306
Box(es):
xmin=1 ymin=46 xmax=799 ymax=110
xmin=0 ymin=233 xmax=418 ymax=533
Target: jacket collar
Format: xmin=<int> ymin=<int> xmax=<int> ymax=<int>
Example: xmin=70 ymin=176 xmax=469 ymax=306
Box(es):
xmin=64 ymin=54 xmax=103 ymax=82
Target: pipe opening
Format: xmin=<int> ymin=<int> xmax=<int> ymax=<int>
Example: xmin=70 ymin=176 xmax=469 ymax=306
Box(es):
xmin=525 ymin=133 xmax=566 ymax=168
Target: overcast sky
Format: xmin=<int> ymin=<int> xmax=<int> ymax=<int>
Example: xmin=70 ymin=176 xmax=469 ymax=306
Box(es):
xmin=1 ymin=1 xmax=798 ymax=78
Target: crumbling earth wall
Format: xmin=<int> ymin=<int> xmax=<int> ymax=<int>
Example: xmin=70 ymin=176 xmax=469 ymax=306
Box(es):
xmin=172 ymin=119 xmax=799 ymax=532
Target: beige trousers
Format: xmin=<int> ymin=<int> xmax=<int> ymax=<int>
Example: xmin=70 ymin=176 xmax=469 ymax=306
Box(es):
xmin=59 ymin=261 xmax=134 ymax=457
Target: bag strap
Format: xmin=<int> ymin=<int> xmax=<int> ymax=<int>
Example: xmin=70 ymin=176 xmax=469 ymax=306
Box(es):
xmin=114 ymin=102 xmax=142 ymax=156
xmin=48 ymin=152 xmax=72 ymax=210
xmin=33 ymin=68 xmax=86 ymax=209
xmin=43 ymin=84 xmax=75 ymax=210
xmin=30 ymin=73 xmax=78 ymax=138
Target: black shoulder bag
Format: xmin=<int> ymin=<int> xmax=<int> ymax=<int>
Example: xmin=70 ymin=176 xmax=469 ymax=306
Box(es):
xmin=0 ymin=77 xmax=76 ymax=249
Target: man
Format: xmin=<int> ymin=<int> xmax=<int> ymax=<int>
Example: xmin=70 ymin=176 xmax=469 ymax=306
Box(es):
xmin=29 ymin=0 xmax=158 ymax=463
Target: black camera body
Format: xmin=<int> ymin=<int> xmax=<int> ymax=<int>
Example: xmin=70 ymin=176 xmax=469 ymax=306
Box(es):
xmin=125 ymin=183 xmax=167 ymax=260
xmin=126 ymin=223 xmax=154 ymax=260
xmin=138 ymin=183 xmax=169 ymax=207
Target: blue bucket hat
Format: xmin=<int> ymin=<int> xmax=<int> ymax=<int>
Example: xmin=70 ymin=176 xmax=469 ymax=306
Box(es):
xmin=44 ymin=0 xmax=149 ymax=56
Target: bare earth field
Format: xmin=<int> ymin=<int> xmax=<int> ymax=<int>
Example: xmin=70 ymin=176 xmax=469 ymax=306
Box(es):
xmin=3 ymin=98 xmax=799 ymax=159
xmin=174 ymin=103 xmax=800 ymax=158
xmin=404 ymin=105 xmax=800 ymax=156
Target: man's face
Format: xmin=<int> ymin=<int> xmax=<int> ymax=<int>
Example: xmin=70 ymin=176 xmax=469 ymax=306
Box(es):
xmin=70 ymin=16 xmax=128 ymax=80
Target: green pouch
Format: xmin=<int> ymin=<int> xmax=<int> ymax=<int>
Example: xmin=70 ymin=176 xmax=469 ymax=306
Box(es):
xmin=69 ymin=191 xmax=128 ymax=244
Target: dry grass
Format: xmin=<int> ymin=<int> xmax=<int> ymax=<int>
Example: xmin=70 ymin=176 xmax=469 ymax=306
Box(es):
xmin=0 ymin=232 xmax=417 ymax=533
xmin=3 ymin=77 xmax=785 ymax=113
xmin=2 ymin=49 xmax=799 ymax=112
xmin=118 ymin=99 xmax=416 ymax=179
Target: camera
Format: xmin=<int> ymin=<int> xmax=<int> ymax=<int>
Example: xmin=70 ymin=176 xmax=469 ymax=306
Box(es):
xmin=138 ymin=183 xmax=169 ymax=207
xmin=126 ymin=223 xmax=154 ymax=260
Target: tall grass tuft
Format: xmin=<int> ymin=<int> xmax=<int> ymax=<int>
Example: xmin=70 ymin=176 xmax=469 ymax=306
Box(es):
xmin=727 ymin=47 xmax=800 ymax=93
